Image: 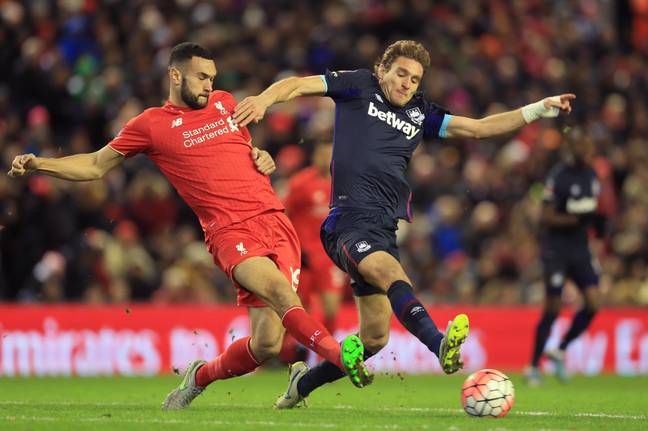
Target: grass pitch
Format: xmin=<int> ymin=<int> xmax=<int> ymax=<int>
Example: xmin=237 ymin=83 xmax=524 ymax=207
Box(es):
xmin=0 ymin=370 xmax=645 ymax=431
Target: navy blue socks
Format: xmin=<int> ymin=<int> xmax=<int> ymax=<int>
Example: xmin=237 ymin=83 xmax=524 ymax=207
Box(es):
xmin=559 ymin=308 xmax=597 ymax=351
xmin=297 ymin=349 xmax=374 ymax=397
xmin=532 ymin=311 xmax=558 ymax=367
xmin=386 ymin=280 xmax=443 ymax=356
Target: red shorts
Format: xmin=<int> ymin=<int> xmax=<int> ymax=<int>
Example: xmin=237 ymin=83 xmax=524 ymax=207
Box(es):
xmin=206 ymin=211 xmax=301 ymax=307
xmin=300 ymin=252 xmax=349 ymax=294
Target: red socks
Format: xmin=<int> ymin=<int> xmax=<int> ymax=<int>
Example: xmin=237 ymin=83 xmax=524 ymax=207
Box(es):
xmin=195 ymin=308 xmax=343 ymax=387
xmin=324 ymin=315 xmax=337 ymax=335
xmin=282 ymin=306 xmax=342 ymax=369
xmin=195 ymin=336 xmax=260 ymax=387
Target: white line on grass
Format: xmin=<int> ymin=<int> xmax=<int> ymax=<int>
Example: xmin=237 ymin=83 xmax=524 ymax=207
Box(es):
xmin=0 ymin=415 xmax=433 ymax=430
xmin=0 ymin=415 xmax=583 ymax=431
xmin=331 ymin=405 xmax=647 ymax=421
xmin=1 ymin=401 xmax=645 ymax=422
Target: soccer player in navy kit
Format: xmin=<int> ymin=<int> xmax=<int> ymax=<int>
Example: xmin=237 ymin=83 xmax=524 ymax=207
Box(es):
xmin=234 ymin=40 xmax=575 ymax=407
xmin=526 ymin=128 xmax=603 ymax=386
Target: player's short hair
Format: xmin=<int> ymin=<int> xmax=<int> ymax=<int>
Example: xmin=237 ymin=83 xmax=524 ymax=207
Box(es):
xmin=169 ymin=42 xmax=213 ymax=67
xmin=374 ymin=40 xmax=431 ymax=75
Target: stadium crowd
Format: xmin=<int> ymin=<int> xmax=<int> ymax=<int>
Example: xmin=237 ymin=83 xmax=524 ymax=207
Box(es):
xmin=1 ymin=0 xmax=647 ymax=306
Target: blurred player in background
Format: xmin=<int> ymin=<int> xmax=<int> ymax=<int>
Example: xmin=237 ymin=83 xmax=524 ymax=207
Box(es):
xmin=235 ymin=39 xmax=575 ymax=407
xmin=526 ymin=128 xmax=604 ymax=386
xmin=285 ymin=140 xmax=348 ymax=334
xmin=7 ymin=42 xmax=371 ymax=410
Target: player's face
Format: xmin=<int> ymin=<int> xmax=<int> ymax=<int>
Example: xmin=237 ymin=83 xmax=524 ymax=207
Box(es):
xmin=377 ymin=57 xmax=423 ymax=107
xmin=175 ymin=57 xmax=217 ymax=109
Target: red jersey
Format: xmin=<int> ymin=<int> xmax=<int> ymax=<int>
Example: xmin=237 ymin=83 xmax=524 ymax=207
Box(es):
xmin=108 ymin=91 xmax=284 ymax=234
xmin=284 ymin=166 xmax=331 ymax=256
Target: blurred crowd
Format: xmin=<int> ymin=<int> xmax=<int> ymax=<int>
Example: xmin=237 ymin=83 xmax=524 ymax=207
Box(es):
xmin=1 ymin=0 xmax=647 ymax=306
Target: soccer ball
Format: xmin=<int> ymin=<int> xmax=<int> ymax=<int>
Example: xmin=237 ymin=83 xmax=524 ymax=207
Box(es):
xmin=461 ymin=368 xmax=515 ymax=418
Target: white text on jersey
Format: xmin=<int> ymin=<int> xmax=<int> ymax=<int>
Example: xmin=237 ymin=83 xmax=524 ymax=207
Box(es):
xmin=181 ymin=117 xmax=239 ymax=148
xmin=367 ymin=101 xmax=420 ymax=140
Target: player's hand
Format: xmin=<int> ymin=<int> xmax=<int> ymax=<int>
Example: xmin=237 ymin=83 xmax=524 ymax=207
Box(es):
xmin=543 ymin=94 xmax=576 ymax=114
xmin=252 ymin=147 xmax=276 ymax=175
xmin=234 ymin=95 xmax=270 ymax=128
xmin=7 ymin=153 xmax=38 ymax=177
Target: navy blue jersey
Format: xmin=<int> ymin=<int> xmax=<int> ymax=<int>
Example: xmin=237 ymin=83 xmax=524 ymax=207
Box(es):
xmin=541 ymin=162 xmax=600 ymax=247
xmin=321 ymin=69 xmax=452 ymax=221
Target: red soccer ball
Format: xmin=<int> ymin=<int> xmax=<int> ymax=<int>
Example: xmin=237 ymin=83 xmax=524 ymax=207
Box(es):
xmin=461 ymin=368 xmax=515 ymax=418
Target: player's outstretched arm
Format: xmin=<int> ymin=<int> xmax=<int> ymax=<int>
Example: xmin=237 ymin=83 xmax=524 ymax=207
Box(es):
xmin=233 ymin=76 xmax=326 ymax=127
xmin=7 ymin=145 xmax=125 ymax=181
xmin=444 ymin=94 xmax=575 ymax=139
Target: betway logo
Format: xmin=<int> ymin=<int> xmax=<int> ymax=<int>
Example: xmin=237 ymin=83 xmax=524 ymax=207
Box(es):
xmin=367 ymin=102 xmax=420 ymax=140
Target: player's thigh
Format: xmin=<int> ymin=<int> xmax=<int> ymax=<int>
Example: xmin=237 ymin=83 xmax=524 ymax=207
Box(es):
xmin=569 ymin=253 xmax=600 ymax=292
xmin=582 ymin=284 xmax=602 ymax=311
xmin=314 ymin=263 xmax=345 ymax=316
xmin=356 ymin=293 xmax=392 ymax=353
xmin=248 ymin=306 xmax=285 ymax=360
xmin=234 ymin=256 xmax=300 ymax=313
xmin=321 ymin=290 xmax=343 ymax=318
xmin=542 ymin=255 xmax=567 ymax=296
xmin=322 ymin=210 xmax=405 ymax=294
xmin=357 ymin=251 xmax=412 ymax=292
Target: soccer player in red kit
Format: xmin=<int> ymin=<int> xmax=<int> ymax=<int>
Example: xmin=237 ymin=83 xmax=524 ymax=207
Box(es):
xmin=7 ymin=42 xmax=371 ymax=409
xmin=285 ymin=141 xmax=347 ymax=334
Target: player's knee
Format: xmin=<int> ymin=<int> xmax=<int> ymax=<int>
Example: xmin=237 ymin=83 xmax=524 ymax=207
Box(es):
xmin=584 ymin=287 xmax=601 ymax=313
xmin=359 ymin=262 xmax=404 ymax=291
xmin=361 ymin=333 xmax=389 ymax=354
xmin=260 ymin=280 xmax=302 ymax=313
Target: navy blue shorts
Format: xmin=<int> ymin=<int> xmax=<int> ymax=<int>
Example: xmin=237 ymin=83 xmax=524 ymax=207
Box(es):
xmin=541 ymin=245 xmax=600 ymax=296
xmin=320 ymin=209 xmax=400 ymax=296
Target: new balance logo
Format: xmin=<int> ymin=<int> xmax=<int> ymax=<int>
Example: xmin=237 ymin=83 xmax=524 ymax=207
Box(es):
xmin=171 ymin=117 xmax=183 ymax=128
xmin=236 ymin=242 xmax=247 ymax=256
xmin=355 ymin=241 xmax=371 ymax=253
xmin=367 ymin=102 xmax=420 ymax=140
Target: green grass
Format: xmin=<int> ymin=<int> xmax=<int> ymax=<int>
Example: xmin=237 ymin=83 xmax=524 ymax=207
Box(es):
xmin=0 ymin=370 xmax=645 ymax=431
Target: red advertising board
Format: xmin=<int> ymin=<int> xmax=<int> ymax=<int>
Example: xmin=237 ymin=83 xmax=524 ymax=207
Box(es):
xmin=1 ymin=305 xmax=646 ymax=376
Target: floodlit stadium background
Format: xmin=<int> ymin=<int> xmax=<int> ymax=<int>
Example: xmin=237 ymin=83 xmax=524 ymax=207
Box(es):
xmin=0 ymin=1 xmax=647 ymax=376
